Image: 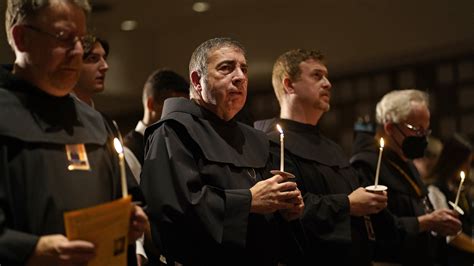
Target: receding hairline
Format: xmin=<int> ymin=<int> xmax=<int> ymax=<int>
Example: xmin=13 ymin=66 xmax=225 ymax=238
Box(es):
xmin=6 ymin=0 xmax=91 ymax=46
xmin=189 ymin=41 xmax=246 ymax=73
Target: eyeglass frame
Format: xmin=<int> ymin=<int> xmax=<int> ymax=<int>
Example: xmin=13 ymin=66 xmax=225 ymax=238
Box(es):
xmin=399 ymin=122 xmax=432 ymax=136
xmin=22 ymin=25 xmax=96 ymax=53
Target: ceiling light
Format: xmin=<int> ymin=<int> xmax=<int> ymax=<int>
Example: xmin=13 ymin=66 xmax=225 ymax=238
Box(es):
xmin=121 ymin=20 xmax=138 ymax=31
xmin=193 ymin=2 xmax=210 ymax=13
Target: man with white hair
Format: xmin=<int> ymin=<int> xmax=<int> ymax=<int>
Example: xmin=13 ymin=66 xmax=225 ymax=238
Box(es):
xmin=351 ymin=89 xmax=462 ymax=265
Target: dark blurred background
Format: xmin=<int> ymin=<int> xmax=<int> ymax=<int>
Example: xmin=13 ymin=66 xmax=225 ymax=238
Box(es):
xmin=1 ymin=0 xmax=473 ymax=154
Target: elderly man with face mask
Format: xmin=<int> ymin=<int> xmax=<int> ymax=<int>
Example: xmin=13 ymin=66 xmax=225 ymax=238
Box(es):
xmin=140 ymin=37 xmax=304 ymax=266
xmin=351 ymin=89 xmax=462 ymax=265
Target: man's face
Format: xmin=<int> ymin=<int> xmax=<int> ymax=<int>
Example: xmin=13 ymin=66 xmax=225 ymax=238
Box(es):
xmin=20 ymin=2 xmax=86 ymax=96
xmin=75 ymin=42 xmax=109 ymax=94
xmin=198 ymin=46 xmax=248 ymax=121
xmin=291 ymin=59 xmax=331 ymax=112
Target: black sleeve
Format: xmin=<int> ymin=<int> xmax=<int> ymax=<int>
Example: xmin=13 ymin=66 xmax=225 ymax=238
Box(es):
xmin=352 ymin=159 xmax=411 ymax=243
xmin=269 ymin=143 xmax=352 ymax=243
xmin=0 ymin=140 xmax=38 ymax=264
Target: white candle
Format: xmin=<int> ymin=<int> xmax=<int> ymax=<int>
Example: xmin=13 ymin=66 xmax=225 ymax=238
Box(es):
xmin=276 ymin=124 xmax=284 ymax=172
xmin=114 ymin=138 xmax=128 ymax=198
xmin=454 ymin=171 xmax=466 ymax=206
xmin=374 ymin=137 xmax=384 ymax=188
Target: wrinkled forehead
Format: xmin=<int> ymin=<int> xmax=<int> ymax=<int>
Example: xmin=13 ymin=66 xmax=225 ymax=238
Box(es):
xmin=207 ymin=46 xmax=246 ymax=65
xmin=406 ymin=101 xmax=430 ymax=128
xmin=29 ymin=1 xmax=86 ymax=29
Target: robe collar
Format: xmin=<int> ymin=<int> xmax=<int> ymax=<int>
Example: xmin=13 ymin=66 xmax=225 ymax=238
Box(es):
xmin=147 ymin=97 xmax=269 ymax=168
xmin=0 ymin=65 xmax=107 ymax=145
xmin=383 ymin=147 xmax=428 ymax=196
xmin=257 ymin=118 xmax=350 ymax=168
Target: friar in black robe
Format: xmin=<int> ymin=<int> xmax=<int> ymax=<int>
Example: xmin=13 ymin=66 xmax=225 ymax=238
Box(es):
xmin=141 ymin=98 xmax=304 ymax=266
xmin=0 ymin=66 xmax=142 ymax=264
xmin=350 ymin=89 xmax=462 ymax=266
xmin=351 ymin=130 xmax=453 ymax=265
xmin=255 ymin=48 xmax=398 ymax=265
xmin=141 ymin=38 xmax=305 ymax=266
xmin=256 ymin=118 xmax=397 ymax=265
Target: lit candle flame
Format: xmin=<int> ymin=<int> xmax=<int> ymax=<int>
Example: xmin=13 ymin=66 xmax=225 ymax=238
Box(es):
xmin=454 ymin=170 xmax=466 ymax=206
xmin=276 ymin=124 xmax=284 ymax=172
xmin=374 ymin=137 xmax=384 ymax=188
xmin=276 ymin=124 xmax=283 ymax=134
xmin=114 ymin=138 xmax=124 ymax=154
xmin=113 ymin=137 xmax=128 ymax=198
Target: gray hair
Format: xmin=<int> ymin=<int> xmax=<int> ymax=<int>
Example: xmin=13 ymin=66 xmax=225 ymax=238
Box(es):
xmin=188 ymin=37 xmax=246 ymax=99
xmin=376 ymin=89 xmax=429 ymax=124
xmin=6 ymin=0 xmax=91 ymax=45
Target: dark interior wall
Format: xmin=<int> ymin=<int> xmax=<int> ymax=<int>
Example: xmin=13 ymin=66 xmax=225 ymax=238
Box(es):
xmin=99 ymin=52 xmax=474 ymax=155
xmin=246 ymin=53 xmax=474 ymax=155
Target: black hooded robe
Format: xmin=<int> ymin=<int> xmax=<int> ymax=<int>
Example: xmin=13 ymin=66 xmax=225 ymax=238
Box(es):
xmin=351 ymin=131 xmax=439 ymax=266
xmin=141 ymin=98 xmax=299 ymax=266
xmin=255 ymin=118 xmax=397 ymax=266
xmin=0 ymin=67 xmax=139 ymax=265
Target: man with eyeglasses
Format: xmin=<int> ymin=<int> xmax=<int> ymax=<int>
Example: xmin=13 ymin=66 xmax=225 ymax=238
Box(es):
xmin=351 ymin=89 xmax=462 ymax=265
xmin=0 ymin=0 xmax=147 ymax=265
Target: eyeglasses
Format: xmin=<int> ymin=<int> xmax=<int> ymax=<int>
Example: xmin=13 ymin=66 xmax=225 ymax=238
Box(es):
xmin=23 ymin=25 xmax=96 ymax=53
xmin=401 ymin=122 xmax=432 ymax=136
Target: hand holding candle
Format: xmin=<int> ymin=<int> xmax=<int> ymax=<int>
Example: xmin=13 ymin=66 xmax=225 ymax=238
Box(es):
xmin=113 ymin=138 xmax=128 ymax=198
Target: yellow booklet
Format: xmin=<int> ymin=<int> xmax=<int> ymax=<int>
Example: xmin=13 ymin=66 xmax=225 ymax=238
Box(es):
xmin=64 ymin=196 xmax=132 ymax=266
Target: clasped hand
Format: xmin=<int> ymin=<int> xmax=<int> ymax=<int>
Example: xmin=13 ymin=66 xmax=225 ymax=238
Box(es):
xmin=250 ymin=174 xmax=304 ymax=221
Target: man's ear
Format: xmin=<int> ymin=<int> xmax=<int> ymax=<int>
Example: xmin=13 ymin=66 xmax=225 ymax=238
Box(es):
xmin=384 ymin=122 xmax=394 ymax=136
xmin=283 ymin=76 xmax=295 ymax=94
xmin=146 ymin=96 xmax=155 ymax=112
xmin=190 ymin=71 xmax=202 ymax=94
xmin=11 ymin=25 xmax=28 ymax=52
